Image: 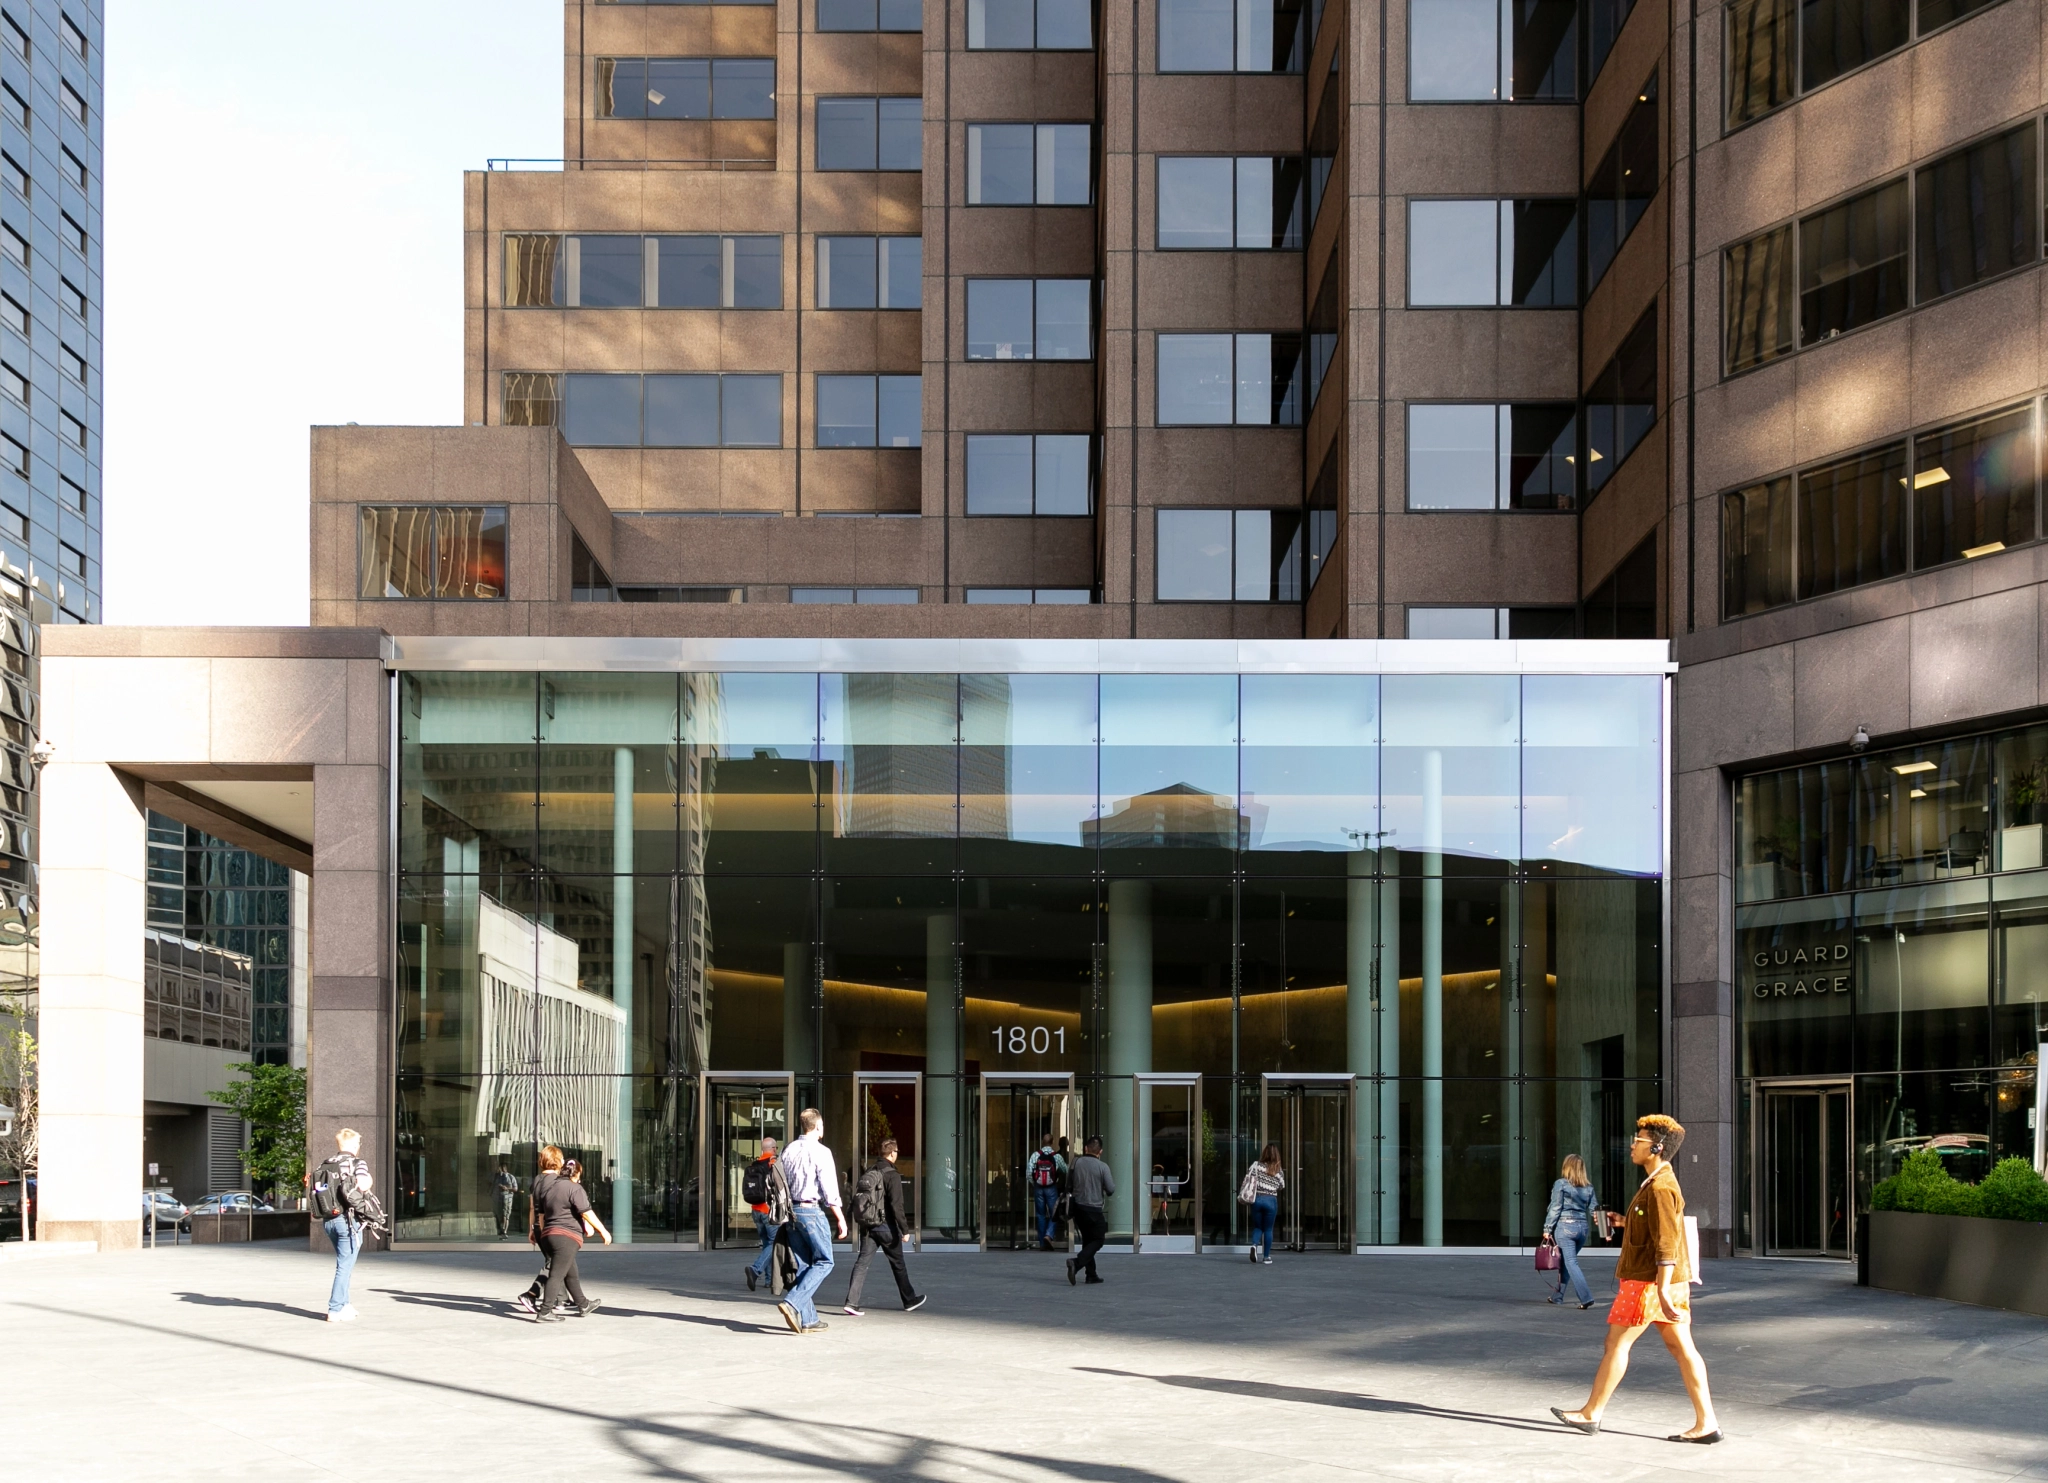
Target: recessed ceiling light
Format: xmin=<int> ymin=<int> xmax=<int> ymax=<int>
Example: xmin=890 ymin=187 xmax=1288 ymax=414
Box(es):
xmin=1913 ymin=467 xmax=1951 ymax=489
xmin=1893 ymin=760 xmax=1937 ymax=775
xmin=1963 ymin=541 xmax=2006 ymax=559
xmin=1910 ymin=788 xmax=1927 ymax=799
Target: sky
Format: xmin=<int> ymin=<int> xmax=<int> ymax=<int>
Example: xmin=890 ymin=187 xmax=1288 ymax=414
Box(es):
xmin=101 ymin=3 xmax=561 ymax=625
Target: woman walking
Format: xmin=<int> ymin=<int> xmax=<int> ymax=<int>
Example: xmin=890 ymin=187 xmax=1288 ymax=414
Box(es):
xmin=530 ymin=1150 xmax=612 ymax=1322
xmin=1240 ymin=1144 xmax=1285 ymax=1264
xmin=1542 ymin=1154 xmax=1600 ymax=1309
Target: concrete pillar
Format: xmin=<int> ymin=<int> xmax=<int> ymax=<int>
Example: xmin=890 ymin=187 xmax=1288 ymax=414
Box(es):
xmin=612 ymin=746 xmax=634 ymax=1241
xmin=924 ymin=911 xmax=957 ymax=1231
xmin=1376 ymin=844 xmax=1401 ymax=1242
xmin=1345 ymin=848 xmax=1374 ymax=1247
xmin=37 ymin=763 xmax=146 ymax=1249
xmin=1499 ymin=881 xmax=1522 ymax=1243
xmin=1421 ymin=749 xmax=1444 ymax=1247
xmin=1104 ymin=878 xmax=1151 ymax=1235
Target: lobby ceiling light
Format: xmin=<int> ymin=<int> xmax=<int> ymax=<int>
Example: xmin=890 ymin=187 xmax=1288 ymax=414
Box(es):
xmin=1913 ymin=467 xmax=1951 ymax=488
xmin=1910 ymin=788 xmax=1927 ymax=799
xmin=1963 ymin=541 xmax=2006 ymax=559
xmin=1893 ymin=760 xmax=1937 ymax=775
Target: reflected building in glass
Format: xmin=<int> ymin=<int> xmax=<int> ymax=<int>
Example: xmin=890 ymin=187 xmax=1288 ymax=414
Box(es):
xmin=389 ymin=644 xmax=1669 ymax=1251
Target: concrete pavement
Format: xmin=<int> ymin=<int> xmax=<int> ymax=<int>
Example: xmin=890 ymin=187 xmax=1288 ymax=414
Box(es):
xmin=4 ymin=1241 xmax=2044 ymax=1482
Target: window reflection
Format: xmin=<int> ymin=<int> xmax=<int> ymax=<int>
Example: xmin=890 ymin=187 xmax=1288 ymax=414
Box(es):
xmin=1097 ymin=675 xmax=1240 ymax=874
xmin=1522 ymin=675 xmax=1662 ymax=876
xmin=1241 ymin=673 xmax=1379 ymax=873
xmin=1382 ymin=675 xmax=1520 ymax=873
xmin=960 ymin=674 xmax=1098 ymax=875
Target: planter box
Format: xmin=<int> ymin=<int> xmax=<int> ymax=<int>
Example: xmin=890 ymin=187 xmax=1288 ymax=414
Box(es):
xmin=1869 ymin=1210 xmax=2048 ymax=1317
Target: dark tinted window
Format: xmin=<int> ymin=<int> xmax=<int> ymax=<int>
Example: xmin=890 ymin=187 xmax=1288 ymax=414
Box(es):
xmin=1915 ymin=124 xmax=2037 ymax=305
xmin=1506 ymin=199 xmax=1576 ymax=305
xmin=1799 ymin=177 xmax=1908 ymax=343
xmin=1722 ymin=476 xmax=1796 ymax=617
xmin=818 ymin=98 xmax=879 ymax=169
xmin=656 ymin=236 xmax=722 ymax=307
xmin=1800 ymin=0 xmax=1907 ymax=92
xmin=730 ymin=236 xmax=782 ymax=307
xmin=1797 ymin=442 xmax=1908 ymax=599
xmin=1724 ymin=224 xmax=1795 ymax=372
xmin=576 ymin=236 xmax=643 ymax=307
xmin=1584 ymin=75 xmax=1658 ymax=290
xmin=564 ymin=374 xmax=641 ymax=446
xmin=1912 ymin=404 xmax=2038 ymax=568
xmin=644 ymin=375 xmax=721 ymax=446
xmin=713 ymin=59 xmax=775 ymax=119
xmin=1725 ymin=0 xmax=1795 ymax=126
xmin=1583 ymin=308 xmax=1656 ymax=494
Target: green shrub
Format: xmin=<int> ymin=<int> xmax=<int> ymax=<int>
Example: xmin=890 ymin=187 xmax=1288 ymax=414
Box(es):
xmin=1977 ymin=1157 xmax=2048 ymax=1223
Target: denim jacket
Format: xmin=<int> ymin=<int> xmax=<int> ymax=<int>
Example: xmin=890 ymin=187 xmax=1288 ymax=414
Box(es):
xmin=1543 ymin=1178 xmax=1599 ymax=1238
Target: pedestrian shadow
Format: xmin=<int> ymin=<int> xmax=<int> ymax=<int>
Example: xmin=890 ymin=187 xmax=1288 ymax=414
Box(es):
xmin=369 ymin=1288 xmax=513 ymax=1316
xmin=1784 ymin=1376 xmax=1953 ymax=1410
xmin=592 ymin=1304 xmax=778 ymax=1335
xmin=174 ymin=1292 xmax=327 ymax=1323
xmin=1074 ymin=1367 xmax=1561 ymax=1434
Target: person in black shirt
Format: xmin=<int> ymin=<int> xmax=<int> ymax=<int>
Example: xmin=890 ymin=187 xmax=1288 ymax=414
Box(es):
xmin=529 ymin=1148 xmax=611 ymax=1321
xmin=842 ymin=1138 xmax=925 ymax=1316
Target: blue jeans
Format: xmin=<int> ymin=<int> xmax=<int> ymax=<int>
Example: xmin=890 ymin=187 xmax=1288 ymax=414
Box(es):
xmin=1553 ymin=1219 xmax=1592 ymax=1305
xmin=1249 ymin=1194 xmax=1278 ymax=1258
xmin=323 ymin=1215 xmax=361 ymax=1314
xmin=1033 ymin=1187 xmax=1060 ymax=1244
xmin=785 ymin=1206 xmax=836 ymax=1328
xmin=747 ymin=1210 xmax=778 ymax=1277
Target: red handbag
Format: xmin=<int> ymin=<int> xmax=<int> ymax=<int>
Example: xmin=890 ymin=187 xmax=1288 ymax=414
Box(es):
xmin=1534 ymin=1238 xmax=1561 ymax=1272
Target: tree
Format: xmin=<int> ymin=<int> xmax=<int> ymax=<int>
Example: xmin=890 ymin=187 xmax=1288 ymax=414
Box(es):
xmin=0 ymin=1028 xmax=34 ymax=1241
xmin=207 ymin=1063 xmax=306 ymax=1201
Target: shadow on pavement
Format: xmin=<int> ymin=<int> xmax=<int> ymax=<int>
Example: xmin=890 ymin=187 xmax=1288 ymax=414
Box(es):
xmin=174 ymin=1292 xmax=327 ymax=1323
xmin=1075 ymin=1367 xmax=1562 ymax=1435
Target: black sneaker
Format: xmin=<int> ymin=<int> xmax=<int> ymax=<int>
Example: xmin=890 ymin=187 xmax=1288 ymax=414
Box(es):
xmin=746 ymin=1267 xmax=758 ymax=1292
xmin=1085 ymin=1275 xmax=1105 ymax=1285
xmin=574 ymin=1298 xmax=603 ymax=1318
xmin=905 ymin=1295 xmax=927 ymax=1312
xmin=1065 ymin=1258 xmax=1077 ymax=1286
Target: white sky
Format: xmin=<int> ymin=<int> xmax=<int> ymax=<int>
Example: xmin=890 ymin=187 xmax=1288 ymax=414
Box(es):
xmin=101 ymin=3 xmax=562 ymax=625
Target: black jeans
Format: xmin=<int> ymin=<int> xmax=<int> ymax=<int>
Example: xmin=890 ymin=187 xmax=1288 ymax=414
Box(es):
xmin=538 ymin=1232 xmax=588 ymax=1313
xmin=846 ymin=1222 xmax=917 ymax=1307
xmin=1073 ymin=1204 xmax=1107 ymax=1280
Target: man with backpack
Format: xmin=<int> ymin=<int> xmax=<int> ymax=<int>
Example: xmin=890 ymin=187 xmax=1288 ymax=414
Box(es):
xmin=308 ymin=1128 xmax=374 ymax=1323
xmin=1026 ymin=1138 xmax=1066 ymax=1250
xmin=842 ymin=1138 xmax=924 ymax=1316
xmin=742 ymin=1136 xmax=788 ymax=1292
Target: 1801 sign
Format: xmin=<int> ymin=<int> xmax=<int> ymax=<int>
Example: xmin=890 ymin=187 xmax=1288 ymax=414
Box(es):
xmin=1748 ymin=940 xmax=1852 ymax=1001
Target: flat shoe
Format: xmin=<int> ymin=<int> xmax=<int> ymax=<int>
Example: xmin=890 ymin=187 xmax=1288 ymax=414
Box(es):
xmin=1549 ymin=1407 xmax=1599 ymax=1435
xmin=1668 ymin=1431 xmax=1723 ymax=1445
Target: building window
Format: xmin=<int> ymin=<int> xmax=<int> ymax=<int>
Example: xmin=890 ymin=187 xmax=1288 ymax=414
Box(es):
xmin=1 ymin=83 xmax=25 ymax=127
xmin=966 ymin=123 xmax=1092 ymax=203
xmin=594 ymin=58 xmax=776 ymax=119
xmin=966 ymin=279 xmax=1093 ymax=359
xmin=60 ymin=343 xmax=84 ymax=385
xmin=1583 ymin=535 xmax=1657 ymax=637
xmin=0 ymin=12 xmax=24 ymax=59
xmin=59 ymin=212 xmax=86 ymax=254
xmin=1725 ymin=0 xmax=1980 ymax=127
xmin=1801 ymin=177 xmax=1909 ymax=344
xmin=58 ymin=81 xmax=85 ymax=125
xmin=61 ymin=474 xmax=84 ymax=509
xmin=1723 ymin=223 xmax=1794 ymax=373
xmin=968 ymin=0 xmax=1092 ymax=47
xmin=818 ymin=97 xmax=923 ymax=170
xmin=965 ymin=587 xmax=1095 ymax=602
xmin=791 ymin=587 xmax=918 ymax=603
xmin=1156 ymin=157 xmax=1304 ymax=249
xmin=552 ymin=372 xmax=784 ymax=447
xmin=1306 ymin=441 xmax=1338 ymax=590
xmin=503 ymin=233 xmax=783 ymax=308
xmin=818 ymin=235 xmax=921 ymax=308
xmin=1 ymin=225 xmax=25 ymax=267
xmin=1721 ymin=474 xmax=1794 ymax=617
xmin=1583 ymin=308 xmax=1655 ymax=495
xmin=357 ymin=506 xmax=508 ymax=600
xmin=0 ymin=292 xmax=24 ymax=335
xmin=1407 ymin=605 xmax=1576 ymax=637
xmin=59 ymin=277 xmax=85 ymax=318
xmin=1407 ymin=198 xmax=1577 ymax=305
xmin=501 ymin=372 xmax=561 ymax=426
xmin=1798 ymin=443 xmax=1910 ymax=599
xmin=60 ymin=411 xmax=86 ymax=449
xmin=1406 ymin=403 xmax=1577 ymax=509
xmin=1583 ymin=76 xmax=1657 ymax=290
xmin=0 ymin=153 xmax=24 ymax=197
xmin=965 ymin=434 xmax=1094 ymax=514
xmin=1307 ymin=251 xmax=1339 ymax=406
xmin=1157 ymin=508 xmax=1303 ymax=600
xmin=0 ymin=501 xmax=22 ymax=538
xmin=59 ymin=146 xmax=85 ymax=188
xmin=1159 ymin=0 xmax=1306 ymax=72
xmin=58 ymin=541 xmax=83 ymax=577
xmin=0 ymin=361 xmax=25 ymax=404
xmin=820 ymin=0 xmax=922 ymax=29
xmin=1 ymin=431 xmax=23 ymax=477
xmin=817 ymin=374 xmax=922 ymax=447
xmin=1915 ymin=123 xmax=2037 ymax=306
xmin=1156 ymin=333 xmax=1304 ymax=425
xmin=1800 ymin=0 xmax=1909 ymax=92
xmin=59 ymin=12 xmax=85 ymax=56
xmin=1409 ymin=0 xmax=1577 ymax=100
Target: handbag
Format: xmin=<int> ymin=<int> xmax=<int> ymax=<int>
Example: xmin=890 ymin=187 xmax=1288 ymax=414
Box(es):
xmin=1237 ymin=1166 xmax=1261 ymax=1205
xmin=1534 ymin=1236 xmax=1561 ymax=1272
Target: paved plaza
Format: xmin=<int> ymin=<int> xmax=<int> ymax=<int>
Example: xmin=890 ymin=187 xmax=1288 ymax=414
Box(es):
xmin=4 ymin=1240 xmax=2044 ymax=1482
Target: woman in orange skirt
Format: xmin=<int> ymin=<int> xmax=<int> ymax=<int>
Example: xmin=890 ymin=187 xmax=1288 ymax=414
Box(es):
xmin=1549 ymin=1114 xmax=1722 ymax=1444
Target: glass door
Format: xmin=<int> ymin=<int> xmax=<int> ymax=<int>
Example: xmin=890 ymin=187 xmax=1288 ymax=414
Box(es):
xmin=1134 ymin=1075 xmax=1201 ymax=1253
xmin=1761 ymin=1082 xmax=1851 ymax=1257
xmin=1263 ymin=1074 xmax=1353 ymax=1252
xmin=854 ymin=1071 xmax=922 ymax=1249
xmin=979 ymin=1073 xmax=1078 ymax=1251
xmin=699 ymin=1074 xmax=793 ymax=1250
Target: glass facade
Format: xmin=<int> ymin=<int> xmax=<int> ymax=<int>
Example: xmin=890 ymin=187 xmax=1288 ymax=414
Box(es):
xmin=395 ymin=665 xmax=1667 ymax=1247
xmin=145 ymin=810 xmax=295 ymax=1065
xmin=1734 ymin=718 xmax=2048 ymax=1251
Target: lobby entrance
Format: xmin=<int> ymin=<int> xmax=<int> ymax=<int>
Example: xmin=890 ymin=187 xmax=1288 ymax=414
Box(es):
xmin=853 ymin=1070 xmax=922 ymax=1245
xmin=1262 ymin=1074 xmax=1352 ymax=1251
xmin=1757 ymin=1081 xmax=1851 ymax=1258
xmin=980 ymin=1073 xmax=1079 ymax=1251
xmin=1134 ymin=1074 xmax=1202 ymax=1253
xmin=698 ymin=1073 xmax=794 ymax=1250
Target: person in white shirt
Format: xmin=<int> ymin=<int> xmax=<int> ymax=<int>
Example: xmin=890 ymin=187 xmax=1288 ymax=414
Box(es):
xmin=774 ymin=1108 xmax=848 ymax=1334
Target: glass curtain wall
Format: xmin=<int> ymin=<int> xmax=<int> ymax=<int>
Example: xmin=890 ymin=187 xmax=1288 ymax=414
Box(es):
xmin=396 ymin=669 xmax=1666 ymax=1246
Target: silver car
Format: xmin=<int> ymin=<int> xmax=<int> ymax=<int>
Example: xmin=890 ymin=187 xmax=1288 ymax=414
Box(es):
xmin=142 ymin=1188 xmax=189 ymax=1233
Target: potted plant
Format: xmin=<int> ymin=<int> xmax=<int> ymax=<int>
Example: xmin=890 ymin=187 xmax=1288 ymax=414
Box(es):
xmin=1867 ymin=1150 xmax=2048 ymax=1316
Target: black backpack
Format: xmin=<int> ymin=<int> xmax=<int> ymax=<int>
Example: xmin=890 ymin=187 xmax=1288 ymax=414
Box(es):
xmin=741 ymin=1158 xmax=774 ymax=1208
xmin=309 ymin=1156 xmax=355 ymax=1220
xmin=852 ymin=1165 xmax=888 ymax=1228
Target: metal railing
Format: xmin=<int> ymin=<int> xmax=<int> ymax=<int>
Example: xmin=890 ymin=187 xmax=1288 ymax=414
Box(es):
xmin=485 ymin=156 xmax=776 ymax=172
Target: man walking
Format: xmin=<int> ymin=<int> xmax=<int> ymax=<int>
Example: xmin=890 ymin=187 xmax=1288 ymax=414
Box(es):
xmin=309 ymin=1128 xmax=373 ymax=1323
xmin=775 ymin=1108 xmax=848 ymax=1334
xmin=1027 ymin=1138 xmax=1066 ymax=1250
xmin=843 ymin=1138 xmax=926 ymax=1316
xmin=1065 ymin=1134 xmax=1114 ymax=1286
xmin=1550 ymin=1114 xmax=1723 ymax=1444
xmin=492 ymin=1159 xmax=518 ymax=1239
xmin=743 ymin=1136 xmax=787 ymax=1292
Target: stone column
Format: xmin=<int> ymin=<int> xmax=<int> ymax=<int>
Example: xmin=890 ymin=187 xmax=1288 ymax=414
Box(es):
xmin=1104 ymin=878 xmax=1152 ymax=1236
xmin=1345 ymin=847 xmax=1375 ymax=1246
xmin=924 ymin=911 xmax=957 ymax=1232
xmin=1421 ymin=749 xmax=1444 ymax=1247
xmin=1376 ymin=844 xmax=1402 ymax=1242
xmin=37 ymin=763 xmax=146 ymax=1249
xmin=612 ymin=746 xmax=634 ymax=1241
xmin=1499 ymin=881 xmax=1522 ymax=1243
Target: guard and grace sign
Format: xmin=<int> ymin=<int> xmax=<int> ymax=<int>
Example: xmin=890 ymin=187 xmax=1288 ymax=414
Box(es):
xmin=1747 ymin=938 xmax=1853 ymax=1001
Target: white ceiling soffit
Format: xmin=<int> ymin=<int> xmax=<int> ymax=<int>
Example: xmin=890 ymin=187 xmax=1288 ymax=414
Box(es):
xmin=180 ymin=779 xmax=315 ymax=847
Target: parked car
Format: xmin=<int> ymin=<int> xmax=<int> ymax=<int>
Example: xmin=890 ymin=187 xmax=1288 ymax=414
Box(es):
xmin=142 ymin=1189 xmax=190 ymax=1234
xmin=188 ymin=1192 xmax=275 ymax=1217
